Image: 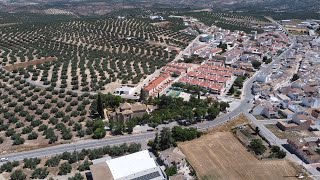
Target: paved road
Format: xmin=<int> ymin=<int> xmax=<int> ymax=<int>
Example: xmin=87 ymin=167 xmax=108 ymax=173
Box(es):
xmin=1 ymin=133 xmax=155 ymax=162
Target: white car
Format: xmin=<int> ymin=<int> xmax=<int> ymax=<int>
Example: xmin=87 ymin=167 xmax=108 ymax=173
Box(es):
xmin=0 ymin=157 xmax=8 ymax=162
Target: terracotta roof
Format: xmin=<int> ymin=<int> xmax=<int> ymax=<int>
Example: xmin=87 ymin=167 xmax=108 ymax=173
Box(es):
xmin=144 ymin=75 xmax=169 ymax=92
xmin=120 ymin=103 xmax=131 ymax=110
xmin=131 ymin=102 xmax=147 ymax=112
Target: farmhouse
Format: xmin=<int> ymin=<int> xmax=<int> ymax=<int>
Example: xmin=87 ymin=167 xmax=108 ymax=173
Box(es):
xmin=90 ymin=150 xmax=166 ymax=180
xmin=109 ymin=102 xmax=147 ymax=123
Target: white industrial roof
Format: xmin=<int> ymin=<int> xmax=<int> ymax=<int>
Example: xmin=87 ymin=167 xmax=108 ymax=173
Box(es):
xmin=106 ymin=150 xmax=157 ymax=179
xmin=116 ymin=86 xmax=134 ymax=91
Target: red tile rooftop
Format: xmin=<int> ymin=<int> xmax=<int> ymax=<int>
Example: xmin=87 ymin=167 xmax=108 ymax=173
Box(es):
xmin=144 ymin=75 xmax=170 ymax=92
xmin=162 ymin=67 xmax=185 ymax=74
xmin=192 ymin=44 xmax=207 ymax=52
xmin=179 ymin=77 xmax=223 ymax=91
xmin=210 ymin=48 xmax=223 ymax=54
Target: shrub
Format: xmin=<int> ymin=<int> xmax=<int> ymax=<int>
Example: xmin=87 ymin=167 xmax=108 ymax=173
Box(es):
xmin=15 ymin=122 xmax=24 ymax=128
xmin=77 ymin=130 xmax=85 ymax=137
xmin=10 ymin=170 xmax=26 ymax=180
xmin=58 ymin=162 xmax=72 ymax=175
xmin=31 ymin=119 xmax=42 ymax=127
xmin=68 ymin=173 xmax=84 ymax=180
xmin=23 ymin=158 xmax=41 ymax=169
xmin=93 ymin=128 xmax=106 ymax=139
xmin=41 ymin=113 xmax=50 ymax=120
xmin=38 ymin=124 xmax=48 ymax=132
xmin=249 ymin=139 xmax=266 ymax=155
xmin=164 ymin=166 xmax=177 ymax=176
xmin=25 ymin=115 xmax=35 ymax=122
xmin=12 ymin=135 xmax=25 ymax=145
xmin=45 ymin=156 xmax=61 ymax=167
xmin=78 ymin=160 xmax=92 ymax=171
xmin=22 ymin=126 xmax=33 ymax=134
xmin=28 ymin=132 xmax=38 ymax=140
xmin=61 ymin=128 xmax=73 ymax=140
xmin=31 ymin=168 xmax=49 ymax=179
xmin=5 ymin=128 xmax=15 ymax=137
xmin=43 ymin=103 xmax=52 ymax=109
xmin=0 ymin=162 xmax=14 ymax=172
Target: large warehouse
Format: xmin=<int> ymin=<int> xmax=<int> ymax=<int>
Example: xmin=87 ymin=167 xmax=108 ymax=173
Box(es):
xmin=90 ymin=150 xmax=166 ymax=180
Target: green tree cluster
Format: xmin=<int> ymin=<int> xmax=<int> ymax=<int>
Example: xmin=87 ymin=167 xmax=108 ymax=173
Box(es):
xmin=92 ymin=119 xmax=106 ymax=139
xmin=249 ymin=139 xmax=266 ymax=155
xmin=171 ymin=126 xmax=201 ymax=142
xmin=291 ymin=74 xmax=299 ymax=82
xmin=68 ymin=173 xmax=84 ymax=180
xmin=164 ymin=165 xmax=177 ymax=176
xmin=218 ymin=41 xmax=228 ymax=52
xmin=152 ymin=127 xmax=201 ymax=151
xmin=23 ymin=158 xmax=41 ymax=169
xmin=0 ymin=161 xmax=19 ymax=173
xmin=270 ymin=146 xmax=286 ymax=159
xmin=31 ymin=168 xmax=49 ymax=179
xmin=251 ymin=60 xmax=262 ymax=69
xmin=10 ymin=170 xmax=26 ymax=180
xmin=58 ymin=162 xmax=72 ymax=175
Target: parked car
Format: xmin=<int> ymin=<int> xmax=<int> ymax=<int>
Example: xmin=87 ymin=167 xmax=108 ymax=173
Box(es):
xmin=0 ymin=157 xmax=8 ymax=162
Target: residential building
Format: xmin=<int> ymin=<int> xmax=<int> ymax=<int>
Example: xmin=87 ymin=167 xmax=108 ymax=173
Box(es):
xmin=277 ymin=94 xmax=291 ymax=108
xmin=144 ymin=75 xmax=172 ymax=97
xmin=159 ymin=148 xmax=186 ymax=169
xmin=302 ymin=97 xmax=320 ymax=108
xmin=277 ymin=114 xmax=312 ymax=131
xmin=114 ymin=86 xmax=136 ymax=96
xmin=311 ymin=109 xmax=320 ymax=119
xmin=287 ymin=138 xmax=320 ymax=164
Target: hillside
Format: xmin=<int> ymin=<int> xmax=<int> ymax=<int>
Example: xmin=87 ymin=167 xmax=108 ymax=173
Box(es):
xmin=0 ymin=0 xmax=319 ymax=16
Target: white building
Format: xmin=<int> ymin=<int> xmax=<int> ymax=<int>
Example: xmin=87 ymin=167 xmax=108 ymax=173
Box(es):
xmin=114 ymin=86 xmax=136 ymax=96
xmin=90 ymin=150 xmax=166 ymax=180
xmin=302 ymin=97 xmax=320 ymax=108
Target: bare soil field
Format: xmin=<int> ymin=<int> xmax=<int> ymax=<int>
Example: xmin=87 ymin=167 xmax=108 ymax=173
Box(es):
xmin=180 ymin=132 xmax=301 ymax=180
xmin=3 ymin=57 xmax=57 ymax=71
xmin=265 ymin=124 xmax=316 ymax=139
xmin=179 ymin=116 xmax=304 ymax=180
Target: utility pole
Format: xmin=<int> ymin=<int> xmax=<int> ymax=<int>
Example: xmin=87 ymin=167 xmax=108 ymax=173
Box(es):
xmin=74 ymin=145 xmax=78 ymax=164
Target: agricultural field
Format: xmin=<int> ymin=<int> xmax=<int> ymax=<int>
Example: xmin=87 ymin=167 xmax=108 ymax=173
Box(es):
xmin=179 ymin=11 xmax=271 ymax=33
xmin=180 ymin=132 xmax=302 ymax=180
xmin=0 ymin=68 xmax=96 ymax=153
xmin=179 ymin=117 xmax=304 ymax=180
xmin=0 ymin=17 xmax=194 ymax=92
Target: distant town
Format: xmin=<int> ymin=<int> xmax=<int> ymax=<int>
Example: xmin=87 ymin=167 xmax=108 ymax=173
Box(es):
xmin=0 ymin=4 xmax=320 ymax=180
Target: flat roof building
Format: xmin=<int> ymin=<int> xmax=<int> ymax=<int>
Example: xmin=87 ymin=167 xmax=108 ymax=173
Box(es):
xmin=90 ymin=150 xmax=166 ymax=180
